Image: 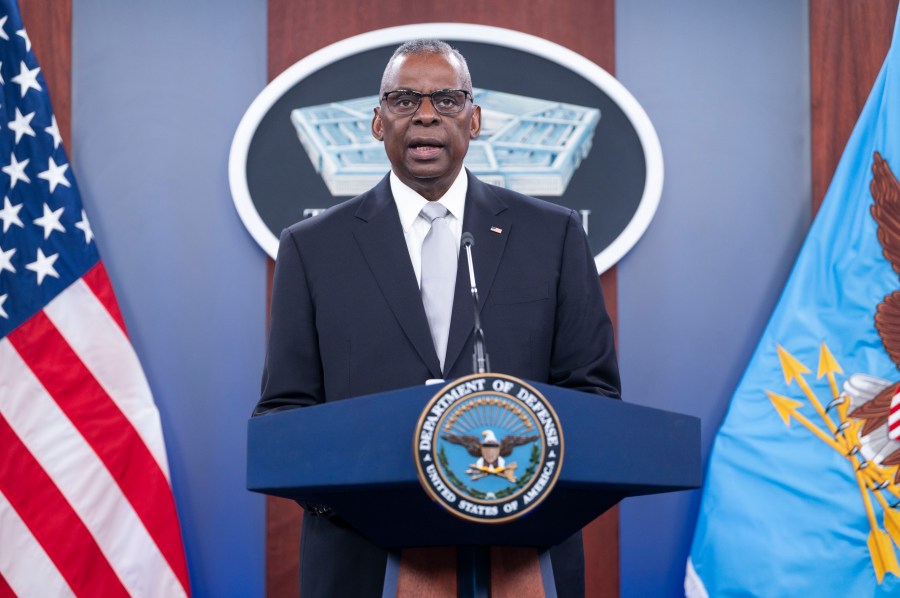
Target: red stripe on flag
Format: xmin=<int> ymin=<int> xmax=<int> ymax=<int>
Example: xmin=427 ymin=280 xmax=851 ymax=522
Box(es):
xmin=82 ymin=262 xmax=128 ymax=335
xmin=0 ymin=414 xmax=129 ymax=597
xmin=9 ymin=312 xmax=191 ymax=594
xmin=889 ymin=399 xmax=900 ymax=428
xmin=0 ymin=571 xmax=15 ymax=598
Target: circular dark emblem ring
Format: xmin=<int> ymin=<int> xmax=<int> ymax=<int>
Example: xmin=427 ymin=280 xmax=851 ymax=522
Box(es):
xmin=414 ymin=373 xmax=564 ymax=524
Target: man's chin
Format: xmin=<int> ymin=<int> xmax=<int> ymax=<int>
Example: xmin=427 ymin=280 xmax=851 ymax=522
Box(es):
xmin=391 ymin=170 xmax=453 ymax=200
xmin=401 ymin=169 xmax=450 ymax=185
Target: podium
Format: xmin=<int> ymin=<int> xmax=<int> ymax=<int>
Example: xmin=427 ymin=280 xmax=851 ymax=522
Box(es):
xmin=247 ymin=379 xmax=700 ymax=593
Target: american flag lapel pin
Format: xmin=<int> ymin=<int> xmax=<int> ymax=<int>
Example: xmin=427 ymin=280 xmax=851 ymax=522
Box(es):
xmin=490 ymin=226 xmax=503 ymax=234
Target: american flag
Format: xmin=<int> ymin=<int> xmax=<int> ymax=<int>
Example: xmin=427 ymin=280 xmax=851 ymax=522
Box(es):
xmin=0 ymin=1 xmax=190 ymax=595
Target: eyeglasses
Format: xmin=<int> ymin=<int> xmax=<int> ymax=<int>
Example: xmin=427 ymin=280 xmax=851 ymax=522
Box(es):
xmin=380 ymin=89 xmax=472 ymax=116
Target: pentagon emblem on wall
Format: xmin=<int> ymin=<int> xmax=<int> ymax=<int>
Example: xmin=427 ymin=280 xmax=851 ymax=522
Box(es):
xmin=229 ymin=23 xmax=663 ymax=274
xmin=291 ymin=88 xmax=600 ymax=197
xmin=414 ymin=374 xmax=564 ymax=523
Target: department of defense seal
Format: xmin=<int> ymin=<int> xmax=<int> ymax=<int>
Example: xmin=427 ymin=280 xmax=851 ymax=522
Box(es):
xmin=414 ymin=374 xmax=564 ymax=523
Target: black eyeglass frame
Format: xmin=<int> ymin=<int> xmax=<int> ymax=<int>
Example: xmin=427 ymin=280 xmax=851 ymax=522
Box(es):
xmin=379 ymin=89 xmax=474 ymax=116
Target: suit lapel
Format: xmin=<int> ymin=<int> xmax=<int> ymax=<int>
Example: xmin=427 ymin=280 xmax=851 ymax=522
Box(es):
xmin=352 ymin=176 xmax=442 ymax=378
xmin=444 ymin=174 xmax=511 ymax=375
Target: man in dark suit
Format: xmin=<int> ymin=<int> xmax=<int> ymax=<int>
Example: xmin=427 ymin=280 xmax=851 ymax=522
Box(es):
xmin=255 ymin=39 xmax=620 ymax=597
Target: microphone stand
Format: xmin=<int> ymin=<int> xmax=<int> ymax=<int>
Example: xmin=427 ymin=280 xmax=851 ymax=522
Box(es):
xmin=462 ymin=233 xmax=490 ymax=374
xmin=460 ymin=233 xmax=491 ymax=597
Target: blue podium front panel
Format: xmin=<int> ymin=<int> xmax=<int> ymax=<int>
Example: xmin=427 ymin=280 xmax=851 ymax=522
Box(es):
xmin=247 ymin=380 xmax=699 ymax=548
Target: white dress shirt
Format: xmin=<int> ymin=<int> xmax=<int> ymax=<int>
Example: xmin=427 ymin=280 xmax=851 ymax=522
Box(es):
xmin=390 ymin=169 xmax=467 ymax=287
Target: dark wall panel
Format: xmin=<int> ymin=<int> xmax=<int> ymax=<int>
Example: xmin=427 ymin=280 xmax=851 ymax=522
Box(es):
xmin=810 ymin=0 xmax=899 ymax=213
xmin=20 ymin=0 xmax=71 ymax=148
xmin=265 ymin=1 xmax=618 ymax=596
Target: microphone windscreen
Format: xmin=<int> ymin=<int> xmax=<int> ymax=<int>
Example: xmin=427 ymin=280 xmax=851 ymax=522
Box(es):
xmin=461 ymin=232 xmax=475 ymax=248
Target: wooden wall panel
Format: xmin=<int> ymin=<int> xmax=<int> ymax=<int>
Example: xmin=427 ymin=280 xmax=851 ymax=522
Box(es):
xmin=267 ymin=5 xmax=614 ymax=82
xmin=810 ymin=0 xmax=899 ymax=214
xmin=20 ymin=0 xmax=71 ymax=150
xmin=266 ymin=2 xmax=618 ymax=596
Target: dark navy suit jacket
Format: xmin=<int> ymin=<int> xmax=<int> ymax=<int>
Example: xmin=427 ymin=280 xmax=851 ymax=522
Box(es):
xmin=255 ymin=171 xmax=620 ymax=597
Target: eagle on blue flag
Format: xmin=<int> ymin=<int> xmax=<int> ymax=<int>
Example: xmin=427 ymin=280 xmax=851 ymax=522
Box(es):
xmin=686 ymin=7 xmax=900 ymax=597
xmin=848 ymin=154 xmax=900 ymax=479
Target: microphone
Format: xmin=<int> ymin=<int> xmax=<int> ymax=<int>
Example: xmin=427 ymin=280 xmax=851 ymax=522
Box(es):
xmin=461 ymin=232 xmax=490 ymax=374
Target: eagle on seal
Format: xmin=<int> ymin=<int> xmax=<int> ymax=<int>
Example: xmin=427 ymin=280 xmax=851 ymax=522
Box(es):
xmin=442 ymin=429 xmax=538 ymax=466
xmin=442 ymin=429 xmax=538 ymax=482
xmin=844 ymin=152 xmax=900 ymax=481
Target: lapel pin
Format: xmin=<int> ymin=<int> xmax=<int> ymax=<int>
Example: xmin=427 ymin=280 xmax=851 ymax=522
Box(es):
xmin=490 ymin=226 xmax=503 ymax=234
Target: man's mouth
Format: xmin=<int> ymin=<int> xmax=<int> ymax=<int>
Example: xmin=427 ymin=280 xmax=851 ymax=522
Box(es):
xmin=408 ymin=144 xmax=443 ymax=159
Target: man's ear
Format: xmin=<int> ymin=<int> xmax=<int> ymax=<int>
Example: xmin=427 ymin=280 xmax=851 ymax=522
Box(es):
xmin=469 ymin=105 xmax=482 ymax=139
xmin=372 ymin=108 xmax=384 ymax=141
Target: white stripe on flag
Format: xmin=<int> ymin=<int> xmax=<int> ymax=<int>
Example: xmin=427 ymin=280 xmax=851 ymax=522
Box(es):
xmin=888 ymin=406 xmax=900 ymax=428
xmin=43 ymin=278 xmax=171 ymax=480
xmin=0 ymin=338 xmax=186 ymax=598
xmin=0 ymin=489 xmax=75 ymax=598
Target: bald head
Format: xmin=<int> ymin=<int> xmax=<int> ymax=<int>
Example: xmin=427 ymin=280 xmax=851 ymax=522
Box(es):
xmin=380 ymin=39 xmax=473 ymax=94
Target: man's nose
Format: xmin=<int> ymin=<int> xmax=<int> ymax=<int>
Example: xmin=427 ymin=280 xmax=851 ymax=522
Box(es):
xmin=413 ymin=97 xmax=441 ymax=124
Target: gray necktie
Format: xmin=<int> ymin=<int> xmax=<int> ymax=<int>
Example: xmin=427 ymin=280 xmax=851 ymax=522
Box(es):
xmin=420 ymin=202 xmax=457 ymax=370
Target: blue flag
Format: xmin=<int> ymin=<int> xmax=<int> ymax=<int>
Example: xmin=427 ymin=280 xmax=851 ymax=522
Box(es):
xmin=686 ymin=8 xmax=900 ymax=597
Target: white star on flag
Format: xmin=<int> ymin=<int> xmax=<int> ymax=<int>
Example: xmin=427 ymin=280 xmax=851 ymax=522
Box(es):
xmin=38 ymin=157 xmax=69 ymax=193
xmin=0 ymin=293 xmax=8 ymax=319
xmin=0 ymin=16 xmax=8 ymax=41
xmin=2 ymin=152 xmax=30 ymax=188
xmin=45 ymin=115 xmax=62 ymax=149
xmin=0 ymin=245 xmax=15 ymax=275
xmin=16 ymin=28 xmax=30 ymax=52
xmin=11 ymin=60 xmax=40 ymax=97
xmin=33 ymin=203 xmax=65 ymax=239
xmin=8 ymin=107 xmax=36 ymax=144
xmin=0 ymin=196 xmax=23 ymax=232
xmin=25 ymin=247 xmax=59 ymax=285
xmin=75 ymin=209 xmax=94 ymax=244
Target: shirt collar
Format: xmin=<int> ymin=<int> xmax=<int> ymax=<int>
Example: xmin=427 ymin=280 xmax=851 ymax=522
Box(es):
xmin=390 ymin=169 xmax=468 ymax=232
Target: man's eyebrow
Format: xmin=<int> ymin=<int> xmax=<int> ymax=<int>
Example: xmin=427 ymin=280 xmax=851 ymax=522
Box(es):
xmin=386 ymin=89 xmax=461 ymax=94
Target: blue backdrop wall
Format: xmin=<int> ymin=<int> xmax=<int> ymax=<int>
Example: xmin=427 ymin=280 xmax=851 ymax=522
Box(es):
xmin=615 ymin=2 xmax=810 ymax=596
xmin=70 ymin=1 xmax=810 ymax=596
xmin=72 ymin=1 xmax=268 ymax=596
